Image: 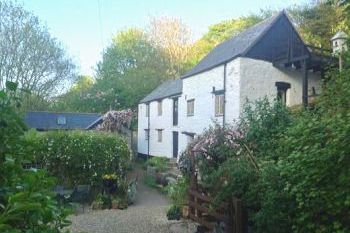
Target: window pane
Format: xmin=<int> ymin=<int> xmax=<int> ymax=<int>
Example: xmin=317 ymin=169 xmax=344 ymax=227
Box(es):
xmin=215 ymin=94 xmax=224 ymax=116
xmin=146 ymin=104 xmax=149 ymax=117
xmin=158 ymin=101 xmax=162 ymax=116
xmin=157 ymin=130 xmax=162 ymax=142
xmin=187 ymin=100 xmax=194 ymax=116
xmin=144 ymin=129 xmax=149 ymax=140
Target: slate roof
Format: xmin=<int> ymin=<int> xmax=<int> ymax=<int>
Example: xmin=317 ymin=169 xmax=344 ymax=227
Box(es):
xmin=140 ymin=79 xmax=182 ymax=103
xmin=181 ymin=12 xmax=282 ymax=78
xmin=24 ymin=111 xmax=101 ymax=130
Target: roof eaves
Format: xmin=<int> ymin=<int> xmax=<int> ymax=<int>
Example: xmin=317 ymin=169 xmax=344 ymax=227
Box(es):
xmin=140 ymin=91 xmax=182 ymax=104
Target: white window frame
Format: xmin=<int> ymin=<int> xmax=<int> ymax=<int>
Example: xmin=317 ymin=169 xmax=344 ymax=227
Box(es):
xmin=158 ymin=100 xmax=162 ymax=116
xmin=187 ymin=99 xmax=194 ymax=116
xmin=215 ymin=94 xmax=224 ymax=116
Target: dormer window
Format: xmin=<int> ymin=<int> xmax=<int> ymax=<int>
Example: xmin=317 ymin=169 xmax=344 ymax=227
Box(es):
xmin=57 ymin=116 xmax=66 ymax=125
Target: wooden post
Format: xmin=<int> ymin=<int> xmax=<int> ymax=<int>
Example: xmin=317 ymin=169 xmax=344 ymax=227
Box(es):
xmin=302 ymin=59 xmax=308 ymax=108
xmin=233 ymin=197 xmax=243 ymax=233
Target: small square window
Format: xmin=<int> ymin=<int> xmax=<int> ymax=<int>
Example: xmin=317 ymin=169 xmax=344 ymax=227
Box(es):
xmin=157 ymin=129 xmax=163 ymax=142
xmin=215 ymin=94 xmax=224 ymax=116
xmin=57 ymin=116 xmax=66 ymax=125
xmin=187 ymin=99 xmax=194 ymax=116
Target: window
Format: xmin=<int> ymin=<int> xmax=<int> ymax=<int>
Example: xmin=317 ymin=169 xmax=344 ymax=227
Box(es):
xmin=157 ymin=129 xmax=163 ymax=142
xmin=187 ymin=99 xmax=194 ymax=116
xmin=57 ymin=116 xmax=66 ymax=125
xmin=158 ymin=100 xmax=162 ymax=116
xmin=145 ymin=104 xmax=149 ymax=117
xmin=144 ymin=129 xmax=149 ymax=140
xmin=275 ymin=82 xmax=291 ymax=105
xmin=173 ymin=98 xmax=178 ymax=126
xmin=215 ymin=94 xmax=224 ymax=116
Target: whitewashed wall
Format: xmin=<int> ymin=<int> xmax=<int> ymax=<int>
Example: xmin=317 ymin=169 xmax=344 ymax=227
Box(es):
xmin=138 ymin=57 xmax=322 ymax=160
xmin=137 ymin=103 xmax=148 ymax=155
xmin=137 ymin=97 xmax=182 ymax=158
xmin=239 ymin=57 xmax=321 ymax=108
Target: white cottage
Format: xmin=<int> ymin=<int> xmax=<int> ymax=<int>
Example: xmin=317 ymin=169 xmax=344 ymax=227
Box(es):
xmin=137 ymin=11 xmax=329 ymax=159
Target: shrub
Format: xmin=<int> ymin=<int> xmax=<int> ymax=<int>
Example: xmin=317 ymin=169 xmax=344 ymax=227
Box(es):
xmin=167 ymin=176 xmax=189 ymax=207
xmin=145 ymin=156 xmax=168 ymax=172
xmin=0 ymin=82 xmax=71 ymax=232
xmin=26 ymin=130 xmax=130 ymax=190
xmin=166 ymin=205 xmax=181 ymax=220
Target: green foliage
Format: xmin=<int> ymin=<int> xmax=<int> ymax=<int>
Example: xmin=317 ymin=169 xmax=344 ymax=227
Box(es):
xmin=143 ymin=175 xmax=158 ymax=189
xmin=26 ymin=130 xmax=130 ymax=189
xmin=0 ymin=82 xmax=71 ymax=232
xmin=166 ymin=205 xmax=181 ymax=220
xmin=166 ymin=176 xmax=189 ymax=206
xmin=289 ymin=1 xmax=349 ymax=49
xmin=145 ymin=157 xmax=168 ymax=172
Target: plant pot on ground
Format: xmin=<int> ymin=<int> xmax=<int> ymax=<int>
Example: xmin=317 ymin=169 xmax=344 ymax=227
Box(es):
xmin=182 ymin=205 xmax=189 ymax=218
xmin=167 ymin=205 xmax=181 ymax=220
xmin=111 ymin=199 xmax=119 ymax=209
xmin=91 ymin=200 xmax=103 ymax=210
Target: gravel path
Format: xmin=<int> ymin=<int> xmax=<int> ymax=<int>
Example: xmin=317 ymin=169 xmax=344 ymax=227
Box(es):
xmin=68 ymin=167 xmax=173 ymax=233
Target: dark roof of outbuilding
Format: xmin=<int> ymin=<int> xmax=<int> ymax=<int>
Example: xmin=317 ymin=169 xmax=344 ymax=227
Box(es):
xmin=181 ymin=12 xmax=282 ymax=78
xmin=24 ymin=111 xmax=101 ymax=130
xmin=140 ymin=79 xmax=182 ymax=103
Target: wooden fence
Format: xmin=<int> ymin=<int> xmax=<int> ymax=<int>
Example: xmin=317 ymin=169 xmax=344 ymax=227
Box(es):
xmin=188 ymin=188 xmax=243 ymax=233
xmin=188 ymin=151 xmax=245 ymax=233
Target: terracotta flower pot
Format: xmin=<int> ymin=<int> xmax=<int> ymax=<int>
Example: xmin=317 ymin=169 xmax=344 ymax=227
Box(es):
xmin=182 ymin=205 xmax=189 ymax=218
xmin=112 ymin=202 xmax=119 ymax=209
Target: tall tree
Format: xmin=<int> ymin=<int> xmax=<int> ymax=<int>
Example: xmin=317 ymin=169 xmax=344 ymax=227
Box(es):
xmin=51 ymin=75 xmax=94 ymax=112
xmin=289 ymin=1 xmax=349 ymax=49
xmin=148 ymin=16 xmax=192 ymax=77
xmin=0 ymin=1 xmax=75 ymax=105
xmin=185 ymin=14 xmax=265 ymax=68
xmin=92 ymin=29 xmax=171 ymax=111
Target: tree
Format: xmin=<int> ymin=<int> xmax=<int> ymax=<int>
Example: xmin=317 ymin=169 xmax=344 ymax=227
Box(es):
xmin=51 ymin=75 xmax=94 ymax=112
xmin=185 ymin=14 xmax=265 ymax=67
xmin=289 ymin=1 xmax=349 ymax=49
xmin=148 ymin=16 xmax=192 ymax=77
xmin=92 ymin=29 xmax=171 ymax=111
xmin=0 ymin=1 xmax=75 ymax=106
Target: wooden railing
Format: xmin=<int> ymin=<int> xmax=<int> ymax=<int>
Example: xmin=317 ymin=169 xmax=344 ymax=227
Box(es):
xmin=188 ymin=188 xmax=243 ymax=233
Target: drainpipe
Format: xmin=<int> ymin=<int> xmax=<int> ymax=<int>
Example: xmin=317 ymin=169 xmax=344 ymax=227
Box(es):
xmin=147 ymin=103 xmax=150 ymax=159
xmin=223 ymin=63 xmax=227 ymax=126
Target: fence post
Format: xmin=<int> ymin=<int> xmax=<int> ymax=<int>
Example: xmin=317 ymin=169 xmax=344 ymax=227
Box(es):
xmin=232 ymin=197 xmax=243 ymax=233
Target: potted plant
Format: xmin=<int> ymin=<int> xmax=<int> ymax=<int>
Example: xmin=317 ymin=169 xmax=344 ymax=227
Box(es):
xmin=182 ymin=205 xmax=189 ymax=218
xmin=111 ymin=198 xmax=119 ymax=209
xmin=91 ymin=195 xmax=104 ymax=210
xmin=166 ymin=205 xmax=181 ymax=220
xmin=102 ymin=173 xmax=118 ymax=194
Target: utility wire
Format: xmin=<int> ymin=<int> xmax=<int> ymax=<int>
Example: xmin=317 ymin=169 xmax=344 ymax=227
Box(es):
xmin=97 ymin=0 xmax=104 ymax=50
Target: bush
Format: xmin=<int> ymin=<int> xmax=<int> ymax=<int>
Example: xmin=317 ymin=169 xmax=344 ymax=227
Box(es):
xmin=166 ymin=205 xmax=181 ymax=220
xmin=145 ymin=156 xmax=168 ymax=172
xmin=167 ymin=176 xmax=189 ymax=206
xmin=0 ymin=82 xmax=71 ymax=232
xmin=26 ymin=130 xmax=130 ymax=189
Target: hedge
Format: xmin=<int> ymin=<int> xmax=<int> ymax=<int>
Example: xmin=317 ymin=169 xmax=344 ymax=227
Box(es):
xmin=26 ymin=130 xmax=130 ymax=188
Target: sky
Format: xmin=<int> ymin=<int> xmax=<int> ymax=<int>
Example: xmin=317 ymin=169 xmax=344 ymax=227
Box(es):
xmin=21 ymin=0 xmax=308 ymax=77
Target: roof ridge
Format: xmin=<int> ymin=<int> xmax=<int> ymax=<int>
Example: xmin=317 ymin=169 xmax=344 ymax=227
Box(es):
xmin=27 ymin=111 xmax=101 ymax=115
